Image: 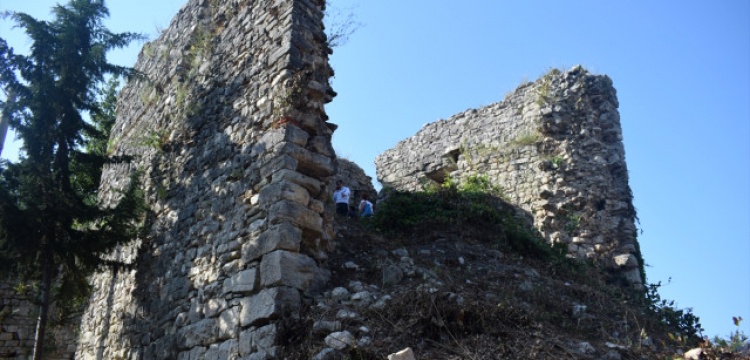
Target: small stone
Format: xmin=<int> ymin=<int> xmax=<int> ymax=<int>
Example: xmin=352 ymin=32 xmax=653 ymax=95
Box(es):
xmin=312 ymin=348 xmax=336 ymax=360
xmin=335 ymin=309 xmax=358 ymax=320
xmin=348 ymin=281 xmax=365 ymax=293
xmin=357 ymin=336 xmax=372 ymax=347
xmin=388 ymin=347 xmax=416 ymax=360
xmin=313 ymin=320 xmax=341 ymax=334
xmin=518 ymin=280 xmax=534 ymax=292
xmin=603 ymin=350 xmax=621 ymax=360
xmin=382 ymin=265 xmax=404 ymax=287
xmin=578 ymin=342 xmax=595 ymax=354
xmin=325 ymin=331 xmax=355 ymax=350
xmin=392 ymin=248 xmax=409 ymax=258
xmin=572 ymin=304 xmax=587 ymax=318
xmin=330 ymin=287 xmax=350 ymax=301
xmin=370 ymin=295 xmax=391 ymax=310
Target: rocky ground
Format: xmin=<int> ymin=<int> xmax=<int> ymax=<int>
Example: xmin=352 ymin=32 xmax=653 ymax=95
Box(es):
xmin=277 ymin=217 xmax=747 ymax=360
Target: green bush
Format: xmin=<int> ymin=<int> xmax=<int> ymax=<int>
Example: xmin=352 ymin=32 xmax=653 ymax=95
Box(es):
xmin=712 ymin=316 xmax=749 ymax=352
xmin=642 ymin=281 xmax=704 ymax=344
xmin=371 ymin=175 xmax=565 ymax=261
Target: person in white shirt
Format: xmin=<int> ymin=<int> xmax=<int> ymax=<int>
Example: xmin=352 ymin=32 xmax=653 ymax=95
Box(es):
xmin=333 ymin=180 xmax=351 ymax=216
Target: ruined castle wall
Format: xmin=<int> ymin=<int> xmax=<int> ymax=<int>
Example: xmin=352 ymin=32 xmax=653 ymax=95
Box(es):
xmin=375 ymin=67 xmax=642 ymax=285
xmin=76 ymin=0 xmax=336 ymax=358
xmin=0 ymin=284 xmax=77 ymax=360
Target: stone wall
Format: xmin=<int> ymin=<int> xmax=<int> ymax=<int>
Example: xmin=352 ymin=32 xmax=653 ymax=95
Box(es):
xmin=375 ymin=66 xmax=642 ymax=285
xmin=76 ymin=0 xmax=337 ymax=358
xmin=0 ymin=284 xmax=77 ymax=360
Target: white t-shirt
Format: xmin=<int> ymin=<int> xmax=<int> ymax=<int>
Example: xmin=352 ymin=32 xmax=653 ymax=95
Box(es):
xmin=333 ymin=186 xmax=350 ymax=204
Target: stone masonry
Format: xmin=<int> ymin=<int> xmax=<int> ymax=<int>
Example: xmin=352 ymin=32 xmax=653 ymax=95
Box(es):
xmin=0 ymin=284 xmax=77 ymax=360
xmin=376 ymin=66 xmax=642 ymax=286
xmin=76 ymin=0 xmax=337 ymax=358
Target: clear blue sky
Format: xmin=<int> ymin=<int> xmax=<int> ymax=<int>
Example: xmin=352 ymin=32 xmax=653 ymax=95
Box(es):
xmin=2 ymin=0 xmax=748 ymax=340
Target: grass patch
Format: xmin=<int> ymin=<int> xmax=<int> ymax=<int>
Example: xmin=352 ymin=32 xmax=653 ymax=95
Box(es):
xmin=511 ymin=132 xmax=541 ymax=147
xmin=371 ymin=176 xmax=564 ymax=262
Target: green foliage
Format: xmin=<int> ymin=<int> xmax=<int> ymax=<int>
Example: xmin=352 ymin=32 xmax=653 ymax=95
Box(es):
xmin=372 ymin=175 xmax=564 ymax=261
xmin=454 ymin=174 xmax=505 ymax=198
xmin=712 ymin=316 xmax=749 ymax=352
xmin=642 ymin=281 xmax=704 ymax=344
xmin=88 ymin=77 xmax=121 ymax=156
xmin=175 ymin=81 xmax=189 ymax=108
xmin=0 ymin=1 xmax=145 ymax=357
xmin=561 ymin=205 xmax=582 ymax=233
xmin=535 ymin=69 xmax=558 ymax=106
xmin=136 ymin=129 xmax=169 ymax=150
xmin=188 ymin=26 xmax=212 ymax=69
xmin=511 ymin=132 xmax=541 ymax=147
xmin=549 ymin=155 xmax=564 ymax=168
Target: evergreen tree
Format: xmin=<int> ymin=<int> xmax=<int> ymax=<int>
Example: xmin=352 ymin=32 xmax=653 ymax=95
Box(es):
xmin=0 ymin=1 xmax=145 ymax=359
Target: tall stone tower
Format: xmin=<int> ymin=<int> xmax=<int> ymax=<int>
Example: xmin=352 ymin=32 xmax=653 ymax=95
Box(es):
xmin=76 ymin=0 xmax=336 ymax=358
xmin=376 ymin=67 xmax=643 ymax=286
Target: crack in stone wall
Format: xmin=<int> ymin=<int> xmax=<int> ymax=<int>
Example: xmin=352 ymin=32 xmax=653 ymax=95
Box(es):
xmin=375 ymin=66 xmax=643 ymax=286
xmin=75 ymin=0 xmax=336 ymax=358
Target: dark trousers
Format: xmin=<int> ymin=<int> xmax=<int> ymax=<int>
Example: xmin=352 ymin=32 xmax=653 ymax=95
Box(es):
xmin=336 ymin=203 xmax=349 ymax=216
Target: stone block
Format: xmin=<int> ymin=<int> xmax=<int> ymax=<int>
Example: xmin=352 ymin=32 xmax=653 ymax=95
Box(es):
xmin=267 ymin=199 xmax=322 ymax=235
xmin=251 ymin=324 xmax=278 ymax=355
xmin=613 ymin=253 xmax=638 ymax=268
xmin=184 ymin=346 xmax=206 ymax=360
xmin=307 ymin=135 xmax=335 ymax=157
xmin=259 ymin=155 xmax=298 ymax=181
xmin=258 ymin=181 xmax=310 ymax=207
xmin=204 ymin=298 xmax=228 ymax=318
xmin=203 ymin=339 xmax=238 ymax=360
xmin=276 ymin=142 xmax=334 ymax=178
xmin=239 ymin=287 xmax=300 ymax=327
xmin=242 ymin=222 xmax=301 ymax=262
xmin=182 ymin=318 xmax=218 ymax=348
xmin=271 ymin=169 xmax=323 ymax=194
xmin=260 ymin=250 xmax=329 ymax=292
xmin=218 ymin=306 xmax=240 ymax=339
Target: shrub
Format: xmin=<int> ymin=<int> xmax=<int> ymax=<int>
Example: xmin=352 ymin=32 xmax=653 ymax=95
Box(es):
xmin=641 ymin=281 xmax=704 ymax=344
xmin=371 ymin=175 xmax=565 ymax=261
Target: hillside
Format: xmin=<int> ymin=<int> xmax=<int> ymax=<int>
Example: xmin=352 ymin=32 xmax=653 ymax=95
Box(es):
xmin=278 ymin=190 xmax=744 ymax=360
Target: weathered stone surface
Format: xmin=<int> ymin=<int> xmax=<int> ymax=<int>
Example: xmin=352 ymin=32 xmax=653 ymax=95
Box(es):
xmin=375 ymin=66 xmax=642 ymax=286
xmin=260 ymin=250 xmax=330 ymax=292
xmin=272 ymin=169 xmax=324 ymax=195
xmin=239 ymin=287 xmax=301 ymax=327
xmin=239 ymin=324 xmax=278 ymax=357
xmin=0 ymin=284 xmax=78 ymax=360
xmin=382 ymin=264 xmax=404 ymax=287
xmin=223 ymin=268 xmax=258 ymax=294
xmin=182 ymin=318 xmax=219 ymax=349
xmin=268 ymin=199 xmax=323 ymax=234
xmin=258 ymin=181 xmax=310 ymax=208
xmin=324 ymin=331 xmax=355 ymax=350
xmin=75 ymin=0 xmax=335 ymax=357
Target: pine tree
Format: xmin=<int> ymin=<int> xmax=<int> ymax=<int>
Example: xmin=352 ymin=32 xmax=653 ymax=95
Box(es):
xmin=0 ymin=1 xmax=145 ymax=358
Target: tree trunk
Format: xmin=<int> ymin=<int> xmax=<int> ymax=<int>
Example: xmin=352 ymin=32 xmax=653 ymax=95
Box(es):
xmin=32 ymin=249 xmax=53 ymax=360
xmin=0 ymin=110 xmax=8 ymax=158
